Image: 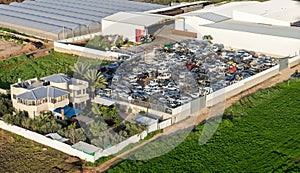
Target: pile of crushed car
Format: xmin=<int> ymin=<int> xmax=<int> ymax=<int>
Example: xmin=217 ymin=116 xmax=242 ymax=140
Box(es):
xmin=98 ymin=39 xmax=278 ymax=110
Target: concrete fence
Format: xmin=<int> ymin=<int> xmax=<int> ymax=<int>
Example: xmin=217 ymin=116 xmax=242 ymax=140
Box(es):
xmin=54 ymin=42 xmax=124 ymax=60
xmin=289 ymin=55 xmax=300 ymax=68
xmin=98 ymin=131 xmax=147 ymax=158
xmin=206 ymin=64 xmax=280 ymax=107
xmin=59 ymin=32 xmax=101 ymax=43
xmin=158 ymin=119 xmax=172 ymax=129
xmin=0 ymin=120 xmax=95 ymax=162
xmin=0 ymin=120 xmax=149 ymax=162
xmin=0 ymin=88 xmax=8 ymax=95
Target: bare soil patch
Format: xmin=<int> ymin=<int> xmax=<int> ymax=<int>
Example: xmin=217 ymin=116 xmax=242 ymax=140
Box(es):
xmin=0 ymin=129 xmax=84 ymax=173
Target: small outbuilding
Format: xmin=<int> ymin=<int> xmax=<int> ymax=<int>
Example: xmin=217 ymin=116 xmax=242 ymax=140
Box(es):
xmin=134 ymin=115 xmax=158 ymax=133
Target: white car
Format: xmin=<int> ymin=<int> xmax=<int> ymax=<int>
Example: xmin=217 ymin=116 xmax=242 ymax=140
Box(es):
xmin=190 ymin=92 xmax=200 ymax=99
xmin=158 ymin=66 xmax=169 ymax=73
xmin=112 ymin=75 xmax=121 ymax=83
xmin=128 ymin=75 xmax=138 ymax=82
xmin=157 ymin=73 xmax=171 ymax=80
xmin=158 ymin=97 xmax=169 ymax=105
xmin=178 ymin=96 xmax=192 ymax=104
xmin=179 ymin=72 xmax=189 ymax=79
xmin=131 ymin=83 xmax=142 ymax=90
xmin=144 ymin=88 xmax=152 ymax=95
xmin=148 ymin=80 xmax=159 ymax=88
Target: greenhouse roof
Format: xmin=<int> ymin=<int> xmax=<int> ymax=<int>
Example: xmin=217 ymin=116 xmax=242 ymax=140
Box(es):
xmin=0 ymin=0 xmax=165 ymax=37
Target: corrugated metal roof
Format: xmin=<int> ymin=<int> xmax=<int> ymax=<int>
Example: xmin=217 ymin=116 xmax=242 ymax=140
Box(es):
xmin=0 ymin=0 xmax=165 ymax=38
xmin=134 ymin=115 xmax=158 ymax=126
xmin=193 ymin=12 xmax=230 ymax=22
xmin=205 ymin=20 xmax=300 ymax=40
xmin=103 ymin=12 xmax=170 ymax=26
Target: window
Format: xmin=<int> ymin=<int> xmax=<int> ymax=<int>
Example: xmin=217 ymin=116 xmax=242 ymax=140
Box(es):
xmin=83 ymin=89 xmax=86 ymax=95
xmin=51 ymin=98 xmax=57 ymax=104
xmin=13 ymin=94 xmax=16 ymax=99
xmin=77 ymin=90 xmax=82 ymax=95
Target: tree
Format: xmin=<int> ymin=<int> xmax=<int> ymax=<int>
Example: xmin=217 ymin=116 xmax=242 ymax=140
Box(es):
xmin=3 ymin=114 xmax=15 ymax=125
xmin=92 ymin=104 xmax=118 ymax=121
xmin=89 ymin=121 xmax=108 ymax=137
xmin=61 ymin=123 xmax=87 ymax=144
xmin=0 ymin=94 xmax=14 ymax=117
xmin=71 ymin=62 xmax=91 ymax=79
xmin=84 ymin=69 xmax=107 ymax=99
xmin=95 ymin=74 xmax=107 ymax=89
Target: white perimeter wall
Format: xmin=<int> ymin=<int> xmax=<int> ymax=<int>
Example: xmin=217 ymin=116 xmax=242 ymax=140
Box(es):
xmin=0 ymin=120 xmax=95 ymax=162
xmin=193 ymin=25 xmax=300 ymax=57
xmin=54 ymin=42 xmax=123 ymax=60
xmin=102 ymin=20 xmax=145 ymax=42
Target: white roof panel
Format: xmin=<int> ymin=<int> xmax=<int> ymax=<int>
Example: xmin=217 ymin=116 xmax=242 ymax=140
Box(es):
xmin=234 ymin=0 xmax=300 ymax=22
xmin=103 ymin=12 xmax=170 ymax=27
xmin=92 ymin=97 xmax=116 ymax=107
xmin=134 ymin=115 xmax=158 ymax=126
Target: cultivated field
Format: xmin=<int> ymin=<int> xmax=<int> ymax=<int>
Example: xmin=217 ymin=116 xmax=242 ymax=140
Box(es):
xmin=0 ymin=129 xmax=83 ymax=173
xmin=0 ymin=51 xmax=78 ymax=89
xmin=108 ymin=79 xmax=300 ymax=172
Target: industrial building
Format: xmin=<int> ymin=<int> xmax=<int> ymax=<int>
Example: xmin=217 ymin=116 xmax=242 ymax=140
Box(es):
xmin=102 ymin=12 xmax=171 ymax=42
xmin=0 ymin=0 xmax=165 ymax=40
xmin=174 ymin=0 xmax=300 ymax=57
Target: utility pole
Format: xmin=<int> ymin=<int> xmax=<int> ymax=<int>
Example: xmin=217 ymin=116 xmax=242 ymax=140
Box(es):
xmin=63 ymin=26 xmax=65 ymax=39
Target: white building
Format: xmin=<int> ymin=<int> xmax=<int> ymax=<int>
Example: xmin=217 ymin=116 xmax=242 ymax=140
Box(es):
xmin=102 ymin=12 xmax=171 ymax=42
xmin=174 ymin=0 xmax=300 ymax=57
xmin=11 ymin=74 xmax=89 ymax=119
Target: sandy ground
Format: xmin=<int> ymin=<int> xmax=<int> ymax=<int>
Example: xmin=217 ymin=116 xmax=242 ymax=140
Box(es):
xmin=0 ymin=40 xmax=37 ymax=59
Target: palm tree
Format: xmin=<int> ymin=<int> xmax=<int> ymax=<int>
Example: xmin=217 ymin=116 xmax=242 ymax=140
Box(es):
xmin=84 ymin=69 xmax=107 ymax=99
xmin=71 ymin=62 xmax=91 ymax=79
xmin=95 ymin=73 xmax=108 ymax=89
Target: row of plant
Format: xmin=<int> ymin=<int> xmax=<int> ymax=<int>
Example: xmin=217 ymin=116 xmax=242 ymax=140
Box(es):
xmin=108 ymin=79 xmax=300 ymax=172
xmin=0 ymin=32 xmax=24 ymax=44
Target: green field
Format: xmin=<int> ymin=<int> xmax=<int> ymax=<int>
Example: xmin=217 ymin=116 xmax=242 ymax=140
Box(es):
xmin=0 ymin=51 xmax=78 ymax=89
xmin=108 ymin=79 xmax=300 ymax=173
xmin=0 ymin=51 xmax=110 ymax=89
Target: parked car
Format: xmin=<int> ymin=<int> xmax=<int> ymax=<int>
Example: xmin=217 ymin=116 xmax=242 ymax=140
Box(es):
xmin=157 ymin=73 xmax=172 ymax=80
xmin=128 ymin=75 xmax=138 ymax=82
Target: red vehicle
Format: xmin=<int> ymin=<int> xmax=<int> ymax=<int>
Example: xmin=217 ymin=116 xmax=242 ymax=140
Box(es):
xmin=227 ymin=66 xmax=237 ymax=73
xmin=186 ymin=63 xmax=196 ymax=70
